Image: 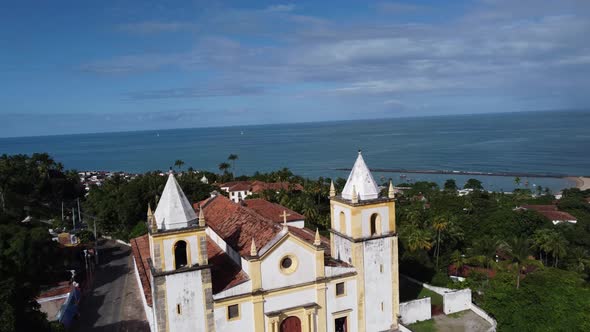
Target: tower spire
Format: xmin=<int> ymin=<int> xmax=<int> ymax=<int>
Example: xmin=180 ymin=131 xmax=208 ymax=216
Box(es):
xmin=329 ymin=180 xmax=336 ymax=198
xmin=198 ymin=204 xmax=205 ymax=227
xmin=314 ymin=228 xmax=321 ymax=246
xmin=388 ymin=180 xmax=395 ymax=199
xmin=250 ymin=238 xmax=258 ymax=256
xmin=351 ymin=185 xmax=359 ymax=203
xmin=148 ymin=203 xmax=158 ymax=233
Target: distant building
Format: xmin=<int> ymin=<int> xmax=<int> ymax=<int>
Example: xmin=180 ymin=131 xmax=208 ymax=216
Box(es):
xmin=219 ymin=181 xmax=304 ymax=203
xmin=516 ymin=205 xmax=577 ymax=225
xmin=131 ymin=152 xmax=401 ymax=332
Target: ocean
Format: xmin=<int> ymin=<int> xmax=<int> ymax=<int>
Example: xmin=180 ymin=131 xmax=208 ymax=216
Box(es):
xmin=1 ymin=110 xmax=589 ymax=192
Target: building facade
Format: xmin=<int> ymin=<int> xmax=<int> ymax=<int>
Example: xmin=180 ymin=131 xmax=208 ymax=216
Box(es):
xmin=131 ymin=152 xmax=400 ymax=332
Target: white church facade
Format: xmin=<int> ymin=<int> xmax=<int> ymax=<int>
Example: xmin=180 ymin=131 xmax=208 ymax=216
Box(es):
xmin=131 ymin=152 xmax=401 ymax=332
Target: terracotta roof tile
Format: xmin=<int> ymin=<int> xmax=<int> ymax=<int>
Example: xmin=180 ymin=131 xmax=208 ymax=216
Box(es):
xmin=198 ymin=195 xmax=283 ymax=257
xmin=521 ymin=205 xmax=558 ymax=211
xmin=243 ymin=199 xmax=305 ymax=223
xmin=228 ymin=183 xmax=252 ymax=191
xmin=207 ymin=237 xmax=249 ymax=294
xmin=521 ymin=205 xmax=577 ymax=221
xmin=130 ymin=235 xmax=152 ymax=306
xmin=251 ymin=181 xmax=303 ymax=193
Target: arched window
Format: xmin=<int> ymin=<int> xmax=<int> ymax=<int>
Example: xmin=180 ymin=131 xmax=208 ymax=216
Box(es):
xmin=370 ymin=213 xmax=381 ymax=236
xmin=339 ymin=212 xmax=346 ymax=234
xmin=174 ymin=240 xmax=188 ymax=269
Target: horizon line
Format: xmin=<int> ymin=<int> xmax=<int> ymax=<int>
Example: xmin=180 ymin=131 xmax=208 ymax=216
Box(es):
xmin=1 ymin=108 xmax=587 ymax=140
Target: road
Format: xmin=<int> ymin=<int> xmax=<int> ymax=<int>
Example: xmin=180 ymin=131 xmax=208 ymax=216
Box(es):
xmin=72 ymin=240 xmax=150 ymax=332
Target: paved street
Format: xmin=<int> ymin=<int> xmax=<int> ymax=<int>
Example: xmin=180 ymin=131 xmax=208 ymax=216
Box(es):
xmin=72 ymin=240 xmax=150 ymax=332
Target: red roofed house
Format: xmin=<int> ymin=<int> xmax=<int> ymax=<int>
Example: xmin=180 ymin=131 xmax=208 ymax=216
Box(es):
xmin=219 ymin=181 xmax=303 ymax=203
xmin=519 ymin=205 xmax=578 ymax=225
xmin=131 ymin=152 xmax=401 ymax=332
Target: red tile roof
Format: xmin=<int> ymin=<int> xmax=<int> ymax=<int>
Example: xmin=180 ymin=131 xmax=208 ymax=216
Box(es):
xmin=243 ymin=199 xmax=305 ymax=223
xmin=197 ymin=195 xmax=283 ymax=257
xmin=251 ymin=181 xmax=303 ymax=193
xmin=521 ymin=205 xmax=577 ymax=221
xmin=131 ymin=235 xmax=152 ymax=306
xmin=207 ymin=237 xmax=249 ymax=293
xmin=521 ymin=205 xmax=558 ymax=211
xmin=38 ymin=281 xmax=71 ymax=299
xmin=228 ymin=182 xmax=252 ymax=192
xmin=130 ymin=233 xmax=251 ymax=301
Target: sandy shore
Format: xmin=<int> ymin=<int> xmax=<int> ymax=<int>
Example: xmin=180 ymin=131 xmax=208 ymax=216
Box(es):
xmin=566 ymin=176 xmax=590 ymax=190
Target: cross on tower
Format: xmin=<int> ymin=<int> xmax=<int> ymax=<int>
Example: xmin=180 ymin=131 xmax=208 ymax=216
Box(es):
xmin=279 ymin=210 xmax=291 ymax=226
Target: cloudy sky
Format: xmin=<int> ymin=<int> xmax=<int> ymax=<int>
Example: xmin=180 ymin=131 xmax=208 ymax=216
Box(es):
xmin=1 ymin=0 xmax=589 ymax=137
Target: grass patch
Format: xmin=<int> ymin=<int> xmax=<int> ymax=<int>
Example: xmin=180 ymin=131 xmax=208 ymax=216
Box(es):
xmin=400 ymin=276 xmax=443 ymax=306
xmin=408 ymin=319 xmax=436 ymax=332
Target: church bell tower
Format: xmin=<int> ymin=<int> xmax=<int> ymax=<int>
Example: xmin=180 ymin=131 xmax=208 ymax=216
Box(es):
xmin=329 ymin=151 xmax=400 ymax=331
xmin=147 ymin=171 xmax=215 ymax=332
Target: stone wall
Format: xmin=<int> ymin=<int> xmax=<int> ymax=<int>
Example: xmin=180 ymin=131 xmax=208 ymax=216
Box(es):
xmin=399 ymin=298 xmax=431 ymax=325
xmin=443 ymin=288 xmax=472 ymax=315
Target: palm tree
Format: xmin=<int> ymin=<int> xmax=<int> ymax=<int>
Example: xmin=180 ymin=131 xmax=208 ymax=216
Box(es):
xmin=499 ymin=237 xmax=531 ymax=289
xmin=566 ymin=247 xmax=589 ymax=274
xmin=218 ymin=162 xmax=230 ymax=174
xmin=450 ymin=250 xmax=466 ymax=276
xmin=546 ymin=232 xmax=568 ymax=267
xmin=471 ymin=236 xmax=499 ymax=270
xmin=432 ymin=215 xmax=449 ymax=270
xmin=227 ymin=154 xmax=238 ymax=175
xmin=174 ymin=159 xmax=185 ymax=171
xmin=514 ymin=176 xmax=521 ymax=187
xmin=403 ymin=225 xmax=433 ymax=252
xmin=532 ymin=229 xmax=553 ymax=265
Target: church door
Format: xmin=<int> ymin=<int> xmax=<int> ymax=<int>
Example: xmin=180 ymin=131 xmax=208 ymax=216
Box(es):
xmin=280 ymin=316 xmax=301 ymax=332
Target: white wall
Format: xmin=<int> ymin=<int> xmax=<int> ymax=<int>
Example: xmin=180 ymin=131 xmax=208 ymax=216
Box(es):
xmin=264 ymin=287 xmax=316 ymax=313
xmin=360 ymin=206 xmax=390 ymax=237
xmin=325 ymin=279 xmax=358 ymax=332
xmin=287 ymin=220 xmax=305 ymax=228
xmin=443 ymin=289 xmax=471 ymax=315
xmin=205 ymin=227 xmax=242 ymax=268
xmin=132 ymin=259 xmax=154 ymax=331
xmin=260 ymin=237 xmax=316 ymax=290
xmin=162 ymin=235 xmax=199 ymax=271
xmin=332 ymin=205 xmax=351 ymax=235
xmin=214 ymin=301 xmax=254 ymax=332
xmin=165 ymin=271 xmax=207 ymax=332
xmin=399 ymin=298 xmax=431 ymax=325
xmin=363 ymin=237 xmax=393 ymax=332
xmin=332 ymin=234 xmax=352 ymax=264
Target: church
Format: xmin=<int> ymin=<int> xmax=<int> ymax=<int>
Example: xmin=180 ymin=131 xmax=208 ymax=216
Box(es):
xmin=131 ymin=152 xmax=401 ymax=332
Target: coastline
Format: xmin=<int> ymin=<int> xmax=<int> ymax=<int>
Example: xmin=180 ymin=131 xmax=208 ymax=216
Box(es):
xmin=567 ymin=176 xmax=590 ymax=190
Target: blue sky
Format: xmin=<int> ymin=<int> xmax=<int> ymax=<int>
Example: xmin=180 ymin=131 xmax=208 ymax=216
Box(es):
xmin=1 ymin=0 xmax=589 ymax=137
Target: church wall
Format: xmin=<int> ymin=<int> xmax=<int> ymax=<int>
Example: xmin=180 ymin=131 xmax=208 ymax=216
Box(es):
xmin=164 ymin=271 xmax=207 ymax=332
xmin=214 ymin=300 xmax=254 ymax=332
xmin=162 ymin=236 xmax=199 ymax=271
xmin=205 ymin=228 xmax=242 ymax=268
xmin=332 ymin=233 xmax=353 ymax=265
xmin=263 ymin=287 xmax=316 ymax=313
xmin=332 ymin=204 xmax=351 ymax=235
xmin=360 ymin=206 xmax=390 ymax=237
xmin=261 ymin=238 xmax=316 ymax=290
xmin=363 ymin=237 xmax=394 ymax=331
xmin=325 ymin=278 xmax=358 ymax=332
xmin=132 ymin=259 xmax=154 ymax=331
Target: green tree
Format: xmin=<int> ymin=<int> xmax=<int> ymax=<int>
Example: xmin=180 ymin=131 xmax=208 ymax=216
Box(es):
xmin=227 ymin=154 xmax=238 ymax=175
xmin=174 ymin=159 xmax=185 ymax=171
xmin=546 ymin=231 xmax=568 ymax=267
xmin=499 ymin=237 xmax=532 ymax=289
xmin=432 ymin=215 xmax=449 ymax=270
xmin=403 ymin=224 xmax=433 ymax=252
xmin=218 ymin=162 xmax=230 ymax=174
xmin=514 ymin=176 xmax=521 ymax=187
xmin=464 ymin=178 xmax=483 ymax=190
xmin=444 ymin=179 xmax=457 ymax=191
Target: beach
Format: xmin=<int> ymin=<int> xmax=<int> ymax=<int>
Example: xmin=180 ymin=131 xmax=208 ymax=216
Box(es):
xmin=568 ymin=176 xmax=590 ymax=190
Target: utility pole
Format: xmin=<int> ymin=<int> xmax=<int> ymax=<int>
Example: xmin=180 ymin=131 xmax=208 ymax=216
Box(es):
xmin=77 ymin=198 xmax=82 ymax=224
xmin=71 ymin=207 xmax=76 ymax=231
xmin=93 ymin=217 xmax=99 ymax=264
xmin=61 ymin=201 xmax=64 ymax=223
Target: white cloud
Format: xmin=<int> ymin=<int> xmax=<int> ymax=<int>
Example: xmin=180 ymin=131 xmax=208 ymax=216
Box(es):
xmin=265 ymin=4 xmax=296 ymax=12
